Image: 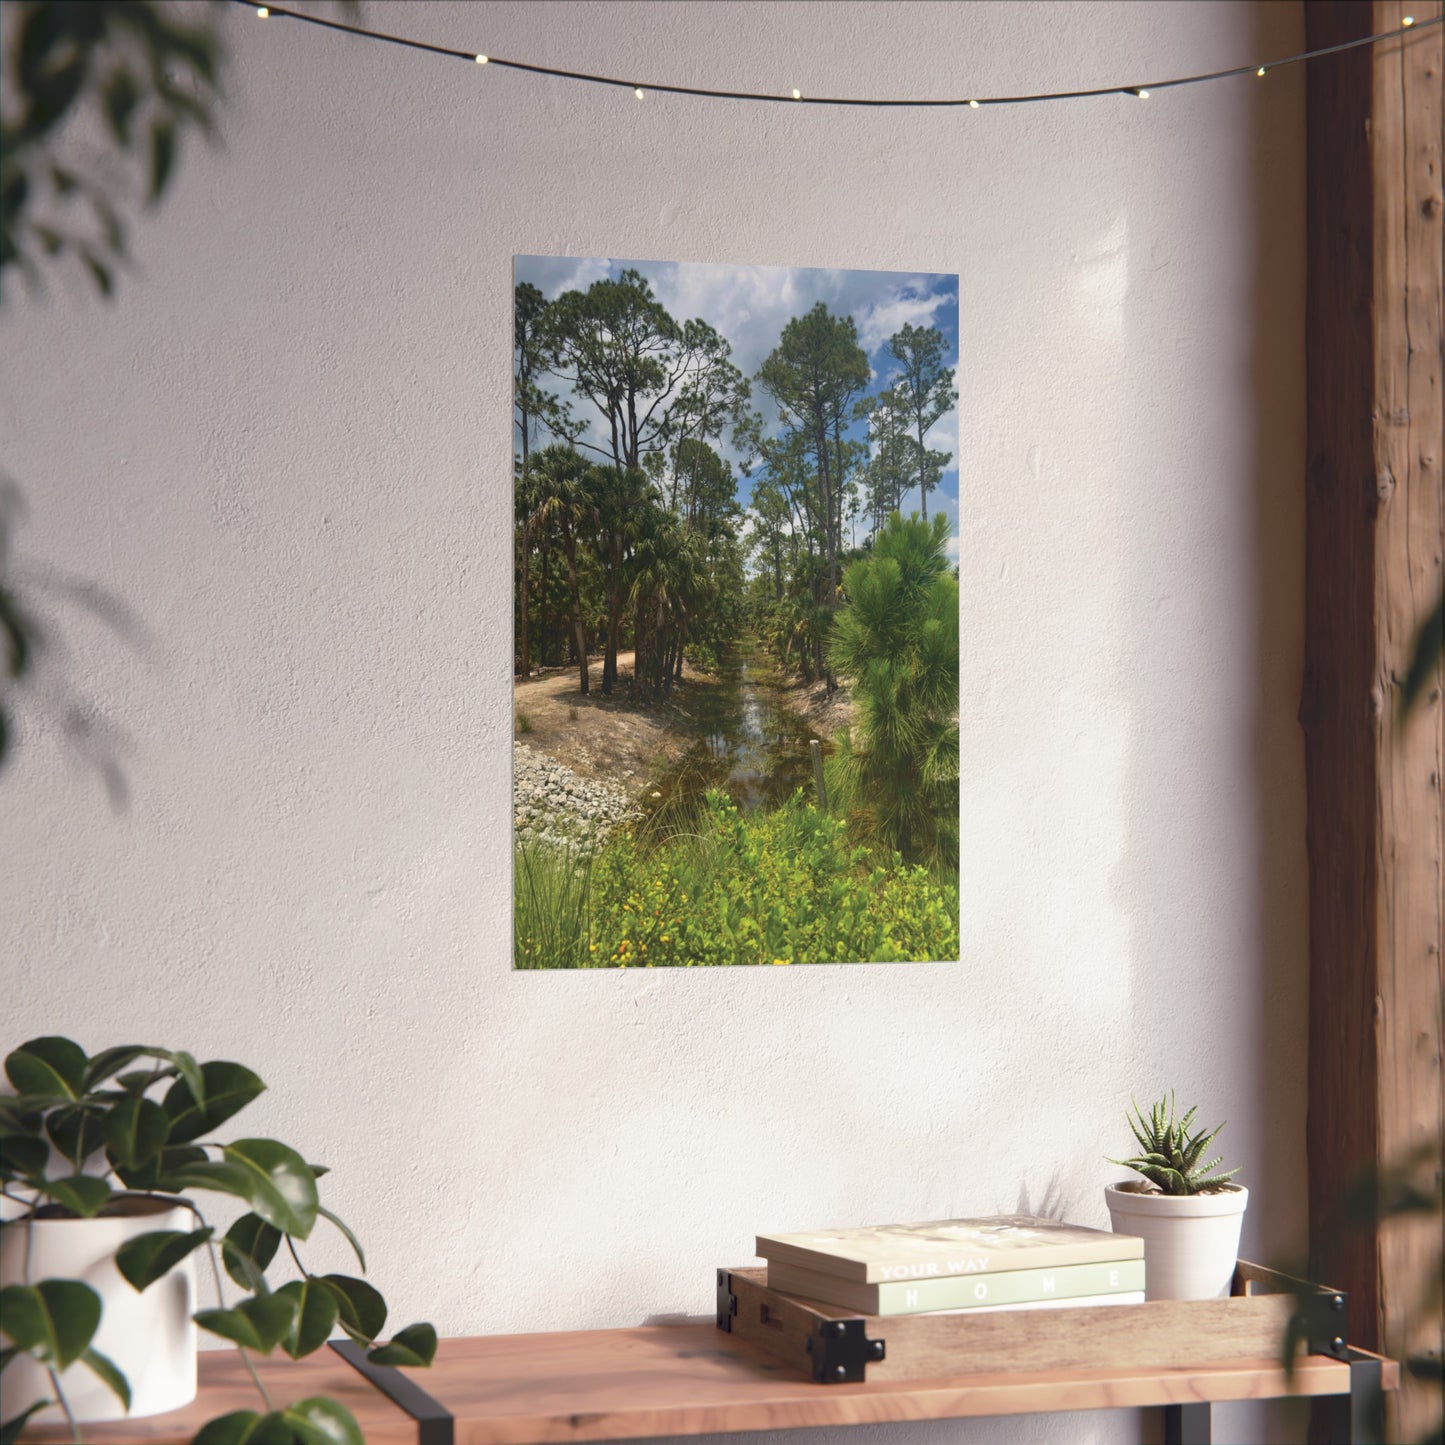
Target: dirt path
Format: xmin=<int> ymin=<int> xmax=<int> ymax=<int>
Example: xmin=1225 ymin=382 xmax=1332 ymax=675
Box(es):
xmin=513 ymin=653 xmax=706 ymax=792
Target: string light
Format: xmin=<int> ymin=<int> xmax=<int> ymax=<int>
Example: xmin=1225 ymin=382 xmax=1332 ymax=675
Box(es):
xmin=234 ymin=2 xmax=1440 ymax=111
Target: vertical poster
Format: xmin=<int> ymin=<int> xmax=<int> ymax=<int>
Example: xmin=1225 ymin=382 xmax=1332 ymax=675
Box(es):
xmin=514 ymin=257 xmax=959 ymax=967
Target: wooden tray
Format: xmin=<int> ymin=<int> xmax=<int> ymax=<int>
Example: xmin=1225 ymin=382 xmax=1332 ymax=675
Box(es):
xmin=717 ymin=1260 xmax=1354 ymax=1384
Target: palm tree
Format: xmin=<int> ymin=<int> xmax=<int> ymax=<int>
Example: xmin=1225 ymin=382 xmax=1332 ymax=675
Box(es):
xmin=527 ymin=445 xmax=599 ymax=694
xmin=588 ymin=465 xmax=654 ymax=696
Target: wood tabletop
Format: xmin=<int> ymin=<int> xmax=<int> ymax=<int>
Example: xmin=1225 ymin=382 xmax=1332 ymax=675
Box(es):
xmin=19 ymin=1324 xmax=1400 ymax=1445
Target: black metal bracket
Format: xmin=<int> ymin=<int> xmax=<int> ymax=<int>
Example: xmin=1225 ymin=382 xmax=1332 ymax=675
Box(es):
xmin=329 ymin=1339 xmax=454 ymax=1445
xmin=716 ymin=1268 xmax=738 ymax=1332
xmin=1297 ymin=1282 xmax=1351 ymax=1361
xmin=804 ymin=1317 xmax=886 ymax=1383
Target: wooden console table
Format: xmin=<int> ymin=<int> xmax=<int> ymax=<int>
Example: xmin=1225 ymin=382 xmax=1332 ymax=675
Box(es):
xmin=23 ymin=1321 xmax=1398 ymax=1445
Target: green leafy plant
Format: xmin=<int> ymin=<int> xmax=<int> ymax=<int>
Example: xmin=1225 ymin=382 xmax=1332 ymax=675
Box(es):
xmin=0 ymin=1036 xmax=436 ymax=1444
xmin=1108 ymin=1092 xmax=1241 ymax=1196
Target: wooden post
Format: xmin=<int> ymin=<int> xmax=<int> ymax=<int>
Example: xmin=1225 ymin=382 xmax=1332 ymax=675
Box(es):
xmin=1303 ymin=3 xmax=1443 ymax=1438
xmin=810 ymin=739 xmax=829 ymax=812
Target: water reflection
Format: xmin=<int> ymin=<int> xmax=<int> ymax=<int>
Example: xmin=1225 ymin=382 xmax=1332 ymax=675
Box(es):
xmin=645 ymin=647 xmax=831 ymax=821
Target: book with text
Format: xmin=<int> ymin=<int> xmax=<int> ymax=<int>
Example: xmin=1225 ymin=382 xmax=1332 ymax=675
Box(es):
xmin=766 ymin=1256 xmax=1146 ymax=1315
xmin=757 ymin=1215 xmax=1143 ymax=1284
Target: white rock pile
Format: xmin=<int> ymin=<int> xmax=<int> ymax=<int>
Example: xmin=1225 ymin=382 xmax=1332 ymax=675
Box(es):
xmin=514 ymin=743 xmax=641 ymax=850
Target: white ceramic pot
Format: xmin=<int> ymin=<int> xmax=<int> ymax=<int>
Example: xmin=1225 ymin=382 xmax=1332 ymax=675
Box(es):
xmin=1104 ymin=1180 xmax=1249 ymax=1301
xmin=0 ymin=1194 xmax=198 ymax=1423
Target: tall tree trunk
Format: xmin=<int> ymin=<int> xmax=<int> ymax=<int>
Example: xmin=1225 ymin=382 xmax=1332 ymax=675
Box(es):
xmin=517 ymin=519 xmax=531 ymax=678
xmin=561 ymin=524 xmax=588 ymax=695
xmin=916 ymin=412 xmax=928 ymax=519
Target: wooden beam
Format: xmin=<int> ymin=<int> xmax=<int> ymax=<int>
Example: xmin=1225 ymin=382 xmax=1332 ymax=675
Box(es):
xmin=1303 ymin=2 xmax=1444 ymax=1439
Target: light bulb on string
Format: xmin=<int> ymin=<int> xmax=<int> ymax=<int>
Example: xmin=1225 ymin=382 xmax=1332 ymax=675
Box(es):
xmin=475 ymin=53 xmax=488 ymax=64
xmin=792 ymin=88 xmax=802 ymax=100
xmin=256 ymin=4 xmax=268 ymax=14
xmin=1257 ymin=66 xmax=1267 ymax=77
xmin=1403 ymin=15 xmax=1415 ymax=24
xmin=968 ymin=99 xmax=979 ymax=109
xmin=634 ymin=86 xmax=644 ymax=100
xmin=1135 ymin=88 xmax=1149 ymax=99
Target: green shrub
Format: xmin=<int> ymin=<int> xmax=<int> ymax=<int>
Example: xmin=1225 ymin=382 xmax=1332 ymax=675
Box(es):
xmin=516 ymin=790 xmax=958 ymax=968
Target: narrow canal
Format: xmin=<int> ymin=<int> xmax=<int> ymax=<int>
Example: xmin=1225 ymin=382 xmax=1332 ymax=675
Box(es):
xmin=641 ymin=635 xmax=832 ymax=822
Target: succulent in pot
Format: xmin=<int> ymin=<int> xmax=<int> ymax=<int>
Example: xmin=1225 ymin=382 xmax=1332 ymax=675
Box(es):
xmin=1103 ymin=1092 xmax=1248 ymax=1301
xmin=0 ymin=1036 xmax=436 ymax=1444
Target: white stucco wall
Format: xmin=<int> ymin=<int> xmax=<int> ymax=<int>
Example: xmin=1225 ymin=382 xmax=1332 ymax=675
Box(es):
xmin=1 ymin=2 xmax=1307 ymax=1441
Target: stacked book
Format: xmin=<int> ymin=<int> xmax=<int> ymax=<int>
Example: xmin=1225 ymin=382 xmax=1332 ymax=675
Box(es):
xmin=756 ymin=1215 xmax=1145 ymax=1316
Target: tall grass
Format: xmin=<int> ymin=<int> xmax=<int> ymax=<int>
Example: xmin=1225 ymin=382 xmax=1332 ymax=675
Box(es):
xmin=514 ymin=841 xmax=596 ymax=968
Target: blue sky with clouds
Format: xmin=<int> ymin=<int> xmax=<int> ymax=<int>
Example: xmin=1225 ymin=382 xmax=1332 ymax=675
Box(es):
xmin=515 ymin=255 xmax=960 ymax=558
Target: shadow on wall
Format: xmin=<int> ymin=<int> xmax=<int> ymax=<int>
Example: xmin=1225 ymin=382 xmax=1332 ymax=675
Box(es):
xmin=1115 ymin=2 xmax=1308 ymax=1443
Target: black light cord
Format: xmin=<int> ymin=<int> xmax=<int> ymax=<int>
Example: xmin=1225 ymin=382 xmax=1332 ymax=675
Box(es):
xmin=233 ymin=1 xmax=1440 ymax=108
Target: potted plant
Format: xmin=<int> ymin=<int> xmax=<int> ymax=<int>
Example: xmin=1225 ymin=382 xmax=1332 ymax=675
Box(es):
xmin=0 ymin=1036 xmax=436 ymax=1444
xmin=1104 ymin=1092 xmax=1248 ymax=1301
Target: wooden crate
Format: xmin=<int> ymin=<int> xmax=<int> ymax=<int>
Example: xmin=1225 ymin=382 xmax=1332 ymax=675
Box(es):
xmin=717 ymin=1260 xmax=1353 ymax=1384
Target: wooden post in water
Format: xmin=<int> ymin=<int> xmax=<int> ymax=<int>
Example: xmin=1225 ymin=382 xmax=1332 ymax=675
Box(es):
xmin=809 ymin=739 xmax=828 ymax=812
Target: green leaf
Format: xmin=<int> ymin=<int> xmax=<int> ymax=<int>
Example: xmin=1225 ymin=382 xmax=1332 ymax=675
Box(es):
xmin=220 ymin=1139 xmax=318 ymax=1240
xmin=6 ymin=1036 xmax=87 ymax=1099
xmin=117 ymin=1141 xmax=207 ymax=1192
xmin=85 ymin=1047 xmax=202 ymax=1108
xmin=318 ymin=1205 xmax=365 ymax=1272
xmin=222 ymin=1213 xmax=282 ymax=1290
xmin=275 ymin=1278 xmax=339 ymax=1359
xmin=0 ymin=1280 xmax=101 ymax=1367
xmin=81 ymin=1346 xmax=131 ymax=1410
xmin=46 ymin=1104 xmax=108 ymax=1167
xmin=103 ymin=1094 xmax=171 ymax=1169
xmin=318 ymin=1275 xmax=386 ymax=1346
xmin=282 ymin=1397 xmax=364 ymax=1445
xmin=0 ymin=1134 xmax=48 ymax=1180
xmin=35 ymin=1173 xmax=112 ymax=1216
xmin=367 ymin=1322 xmax=437 ymax=1368
xmin=162 ymin=1061 xmax=264 ymax=1144
xmin=195 ymin=1291 xmax=298 ymax=1355
xmin=1 ymin=1401 xmax=53 ymax=1444
xmin=116 ymin=1226 xmax=213 ymax=1291
xmin=192 ymin=1410 xmax=298 ymax=1445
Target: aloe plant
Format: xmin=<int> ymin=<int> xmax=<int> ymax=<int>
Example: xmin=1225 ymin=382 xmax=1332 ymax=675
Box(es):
xmin=1109 ymin=1092 xmax=1241 ymax=1196
xmin=0 ymin=1036 xmax=436 ymax=1444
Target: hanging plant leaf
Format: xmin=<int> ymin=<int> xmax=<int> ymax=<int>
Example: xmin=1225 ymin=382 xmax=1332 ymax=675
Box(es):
xmin=192 ymin=1410 xmax=297 ymax=1445
xmin=102 ymin=1094 xmax=170 ymax=1169
xmin=0 ymin=1400 xmax=54 ymax=1445
xmin=317 ymin=1206 xmax=365 ymax=1273
xmin=85 ymin=1047 xmax=204 ymax=1110
xmin=220 ymin=1139 xmax=318 ymax=1240
xmin=5 ymin=1036 xmax=87 ymax=1099
xmin=80 ymin=1346 xmax=131 ymax=1410
xmin=0 ymin=1280 xmax=101 ymax=1368
xmin=367 ymin=1322 xmax=437 ymax=1368
xmin=222 ymin=1213 xmax=282 ymax=1289
xmin=281 ymin=1397 xmax=365 ymax=1445
xmin=45 ymin=1104 xmax=107 ymax=1167
xmin=275 ymin=1278 xmax=339 ymax=1359
xmin=195 ymin=1291 xmax=299 ymax=1355
xmin=116 ymin=1142 xmax=207 ymax=1192
xmin=162 ymin=1061 xmax=263 ymax=1144
xmin=34 ymin=1174 xmax=112 ymax=1217
xmin=317 ymin=1275 xmax=386 ymax=1346
xmin=115 ymin=1226 xmax=213 ymax=1291
xmin=0 ymin=1134 xmax=48 ymax=1181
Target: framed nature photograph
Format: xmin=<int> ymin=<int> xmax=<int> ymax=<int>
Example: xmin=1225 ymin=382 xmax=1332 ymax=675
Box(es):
xmin=513 ymin=256 xmax=960 ymax=968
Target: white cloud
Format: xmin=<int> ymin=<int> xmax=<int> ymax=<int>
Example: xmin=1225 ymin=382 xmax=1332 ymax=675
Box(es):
xmin=855 ymin=287 xmax=958 ymax=355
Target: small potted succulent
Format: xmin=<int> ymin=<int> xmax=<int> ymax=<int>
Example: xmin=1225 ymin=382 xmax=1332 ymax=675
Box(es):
xmin=1104 ymin=1092 xmax=1248 ymax=1301
xmin=0 ymin=1036 xmax=436 ymax=1444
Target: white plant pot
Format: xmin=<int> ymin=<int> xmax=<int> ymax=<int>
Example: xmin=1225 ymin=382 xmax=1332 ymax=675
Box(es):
xmin=1104 ymin=1181 xmax=1249 ymax=1301
xmin=0 ymin=1194 xmax=198 ymax=1423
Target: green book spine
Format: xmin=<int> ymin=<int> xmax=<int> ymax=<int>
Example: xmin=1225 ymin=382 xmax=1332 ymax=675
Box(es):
xmin=770 ymin=1257 xmax=1146 ymax=1315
